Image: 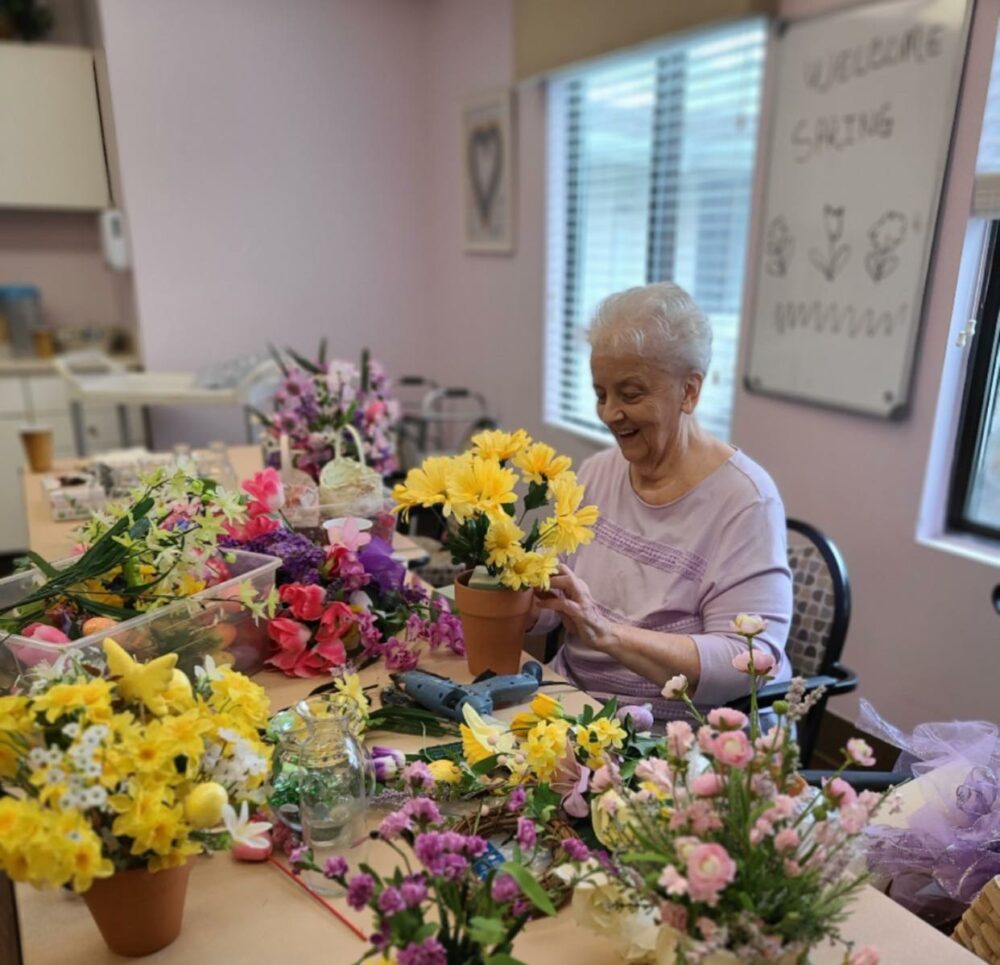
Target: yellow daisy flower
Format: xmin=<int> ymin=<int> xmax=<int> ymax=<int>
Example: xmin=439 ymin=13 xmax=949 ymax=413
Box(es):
xmin=446 ymin=455 xmax=518 ymax=521
xmin=471 ymin=428 xmax=531 ymax=463
xmin=391 ymin=456 xmax=458 ymax=519
xmin=485 ymin=515 xmax=525 ymax=568
xmin=500 ymin=550 xmax=558 ymax=591
xmin=514 ymin=442 xmax=572 ymax=485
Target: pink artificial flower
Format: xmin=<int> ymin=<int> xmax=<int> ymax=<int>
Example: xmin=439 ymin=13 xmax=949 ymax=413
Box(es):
xmin=849 ymin=946 xmax=880 ymax=965
xmin=659 ymin=900 xmax=688 ymax=932
xmin=316 ymin=602 xmax=355 ymax=645
xmin=783 ymin=858 xmax=802 ymax=877
xmin=707 ymin=707 xmax=748 ymax=731
xmin=325 ymin=517 xmax=372 ymax=552
xmin=658 ymin=866 xmax=688 ymax=897
xmin=590 ymin=760 xmax=620 ymax=794
xmin=242 ymin=468 xmax=285 ymax=517
xmin=685 ymin=843 xmax=737 ymax=906
xmin=711 ymin=730 xmax=753 ymax=768
xmin=755 ymin=728 xmax=786 ymax=753
xmin=690 ymin=773 xmax=726 ymax=797
xmin=846 ymin=738 xmax=876 ymax=767
xmin=825 ymin=776 xmax=858 ymax=808
xmin=224 ymin=514 xmax=282 ymax=543
xmin=266 ymin=618 xmax=313 ymax=674
xmin=697 ymin=725 xmax=717 ymax=755
xmin=280 ymin=583 xmax=327 ymax=622
xmin=550 ymin=750 xmax=591 ymax=819
xmin=312 ymin=636 xmax=348 ymax=670
xmin=773 ymin=828 xmax=800 ymax=853
xmin=661 ymin=674 xmax=688 ymax=699
xmin=665 ymin=720 xmax=695 ymax=757
xmin=686 ymin=800 xmax=723 ymax=835
xmin=22 ymin=623 xmax=71 ymax=644
xmin=731 ymin=613 xmax=767 ymax=636
xmin=731 ymin=648 xmax=776 ymax=676
xmin=840 ymin=803 xmax=870 ymax=835
xmin=364 ymin=399 xmax=387 ymax=423
xmin=635 ymin=758 xmax=673 ymax=793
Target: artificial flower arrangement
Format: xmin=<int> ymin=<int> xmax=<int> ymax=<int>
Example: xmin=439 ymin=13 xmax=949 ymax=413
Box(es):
xmin=257 ymin=344 xmax=400 ymax=480
xmin=392 ymin=429 xmax=598 ymax=592
xmin=0 ymin=638 xmax=273 ymax=894
xmin=553 ymin=617 xmax=890 ymax=965
xmin=223 ymin=468 xmax=464 ymax=678
xmin=291 ymin=793 xmax=568 ymax=965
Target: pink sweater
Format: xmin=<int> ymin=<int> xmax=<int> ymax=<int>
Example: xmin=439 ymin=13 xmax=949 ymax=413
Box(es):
xmin=550 ymin=447 xmax=792 ymax=719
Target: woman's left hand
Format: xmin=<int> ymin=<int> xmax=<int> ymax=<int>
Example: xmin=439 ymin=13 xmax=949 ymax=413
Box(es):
xmin=535 ymin=564 xmax=618 ymax=652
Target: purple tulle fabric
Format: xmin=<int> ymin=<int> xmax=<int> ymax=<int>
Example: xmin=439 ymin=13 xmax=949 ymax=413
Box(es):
xmin=861 ymin=699 xmax=1000 ymax=925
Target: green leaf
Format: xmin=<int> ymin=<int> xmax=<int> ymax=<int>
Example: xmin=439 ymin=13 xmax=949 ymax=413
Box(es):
xmin=594 ymin=696 xmax=618 ymax=720
xmin=523 ymin=480 xmax=549 ymax=512
xmin=413 ymin=921 xmax=439 ymax=943
xmin=285 ymin=346 xmax=323 ymax=374
xmin=318 ymin=337 xmax=328 ymax=365
xmin=469 ymin=916 xmax=507 ymax=946
xmin=521 ymin=519 xmax=541 ymax=553
xmin=498 ymin=862 xmax=557 ymax=917
xmin=360 ymin=347 xmax=371 ymax=392
xmin=471 ymin=754 xmax=500 ymax=775
xmin=18 ymin=551 xmax=59 ymax=579
xmin=267 ymin=343 xmax=289 ymax=376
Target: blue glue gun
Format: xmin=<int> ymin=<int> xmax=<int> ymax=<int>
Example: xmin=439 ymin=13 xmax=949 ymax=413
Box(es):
xmin=393 ymin=662 xmax=544 ymax=722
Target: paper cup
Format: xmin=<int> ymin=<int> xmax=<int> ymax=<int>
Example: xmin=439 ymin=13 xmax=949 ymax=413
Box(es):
xmin=20 ymin=426 xmax=53 ymax=473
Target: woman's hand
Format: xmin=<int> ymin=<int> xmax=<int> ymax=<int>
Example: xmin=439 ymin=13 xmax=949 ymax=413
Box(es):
xmin=535 ymin=564 xmax=618 ymax=652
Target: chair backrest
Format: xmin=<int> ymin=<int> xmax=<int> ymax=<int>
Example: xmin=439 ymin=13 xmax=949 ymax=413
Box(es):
xmin=784 ymin=519 xmax=851 ymax=678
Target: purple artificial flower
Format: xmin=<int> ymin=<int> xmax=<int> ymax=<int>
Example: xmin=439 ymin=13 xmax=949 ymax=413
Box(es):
xmin=371 ymin=746 xmax=406 ymax=768
xmin=402 ymin=762 xmax=435 ymax=793
xmin=511 ymin=898 xmax=532 ymax=919
xmin=400 ymin=875 xmax=428 ymax=908
xmin=235 ymin=529 xmax=326 ymax=585
xmin=462 ymin=835 xmax=488 ymax=859
xmin=405 ymin=612 xmax=427 ymax=641
xmin=384 ymin=641 xmax=420 ymax=672
xmin=404 ymin=796 xmax=442 ymax=826
xmin=561 ymin=838 xmax=591 ymax=861
xmin=616 ymin=703 xmax=655 ymax=732
xmin=346 ymin=873 xmax=375 ymax=910
xmin=358 ymin=538 xmax=406 ymax=592
xmin=378 ymin=811 xmax=412 ymax=840
xmin=491 ymin=873 xmax=521 ymax=903
xmin=372 ymin=756 xmax=399 ymax=783
xmin=506 ymin=786 xmax=527 ymax=812
xmin=378 ymin=886 xmax=406 ymax=916
xmin=438 ymin=853 xmax=470 ymax=881
xmin=516 ymin=817 xmax=537 ymax=851
xmin=398 ymin=937 xmax=448 ymax=965
xmin=289 ymin=845 xmax=308 ymax=869
xmin=323 ymin=855 xmax=348 ymax=879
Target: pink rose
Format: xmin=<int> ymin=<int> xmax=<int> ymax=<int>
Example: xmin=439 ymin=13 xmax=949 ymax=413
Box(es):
xmin=697 ymin=725 xmax=717 ymax=754
xmin=316 ymin=602 xmax=355 ymax=645
xmin=690 ymin=773 xmax=725 ymax=797
xmin=711 ymin=730 xmax=753 ymax=768
xmin=665 ymin=720 xmax=694 ymax=757
xmin=266 ymin=618 xmax=316 ymax=675
xmin=849 ymin=946 xmax=880 ymax=965
xmin=731 ymin=647 xmax=775 ymax=675
xmin=280 ymin=583 xmax=327 ymax=622
xmin=773 ymin=828 xmax=800 ymax=852
xmin=685 ymin=843 xmax=736 ymax=905
xmin=659 ymin=900 xmax=688 ymax=931
xmin=731 ymin=613 xmax=767 ymax=636
xmin=224 ymin=514 xmax=282 ymax=543
xmin=658 ymin=866 xmax=688 ymax=897
xmin=707 ymin=707 xmax=748 ymax=731
xmin=312 ymin=636 xmax=348 ymax=671
xmin=242 ymin=468 xmax=285 ymax=517
xmin=825 ymin=776 xmax=858 ymax=808
xmin=846 ymin=738 xmax=876 ymax=767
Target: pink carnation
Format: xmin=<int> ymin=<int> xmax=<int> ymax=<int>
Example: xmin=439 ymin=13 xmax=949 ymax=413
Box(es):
xmin=685 ymin=843 xmax=736 ymax=905
xmin=711 ymin=730 xmax=753 ymax=768
xmin=731 ymin=648 xmax=775 ymax=676
xmin=707 ymin=707 xmax=748 ymax=731
xmin=690 ymin=773 xmax=725 ymax=797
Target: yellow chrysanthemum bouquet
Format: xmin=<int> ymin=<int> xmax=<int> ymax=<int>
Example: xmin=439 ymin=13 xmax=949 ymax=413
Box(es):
xmin=392 ymin=429 xmax=599 ymax=591
xmin=0 ymin=638 xmax=272 ymax=896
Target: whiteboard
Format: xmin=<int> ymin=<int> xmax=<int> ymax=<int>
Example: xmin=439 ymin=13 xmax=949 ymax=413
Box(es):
xmin=744 ymin=0 xmax=971 ymax=418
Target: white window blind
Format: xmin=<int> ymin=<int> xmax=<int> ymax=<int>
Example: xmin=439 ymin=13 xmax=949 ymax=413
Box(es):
xmin=972 ymin=27 xmax=1000 ymax=217
xmin=545 ymin=20 xmax=767 ymax=443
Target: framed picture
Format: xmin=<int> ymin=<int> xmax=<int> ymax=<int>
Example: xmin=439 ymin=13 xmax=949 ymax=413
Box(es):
xmin=462 ymin=88 xmax=515 ymax=254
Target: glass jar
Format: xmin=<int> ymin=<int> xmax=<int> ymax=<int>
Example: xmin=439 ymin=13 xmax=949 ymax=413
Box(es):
xmin=268 ymin=695 xmax=370 ymax=894
xmin=196 ymin=442 xmax=239 ymax=491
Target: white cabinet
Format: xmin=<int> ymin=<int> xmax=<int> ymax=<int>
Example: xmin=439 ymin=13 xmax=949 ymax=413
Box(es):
xmin=0 ymin=43 xmax=109 ymax=210
xmin=0 ymin=419 xmax=29 ymax=552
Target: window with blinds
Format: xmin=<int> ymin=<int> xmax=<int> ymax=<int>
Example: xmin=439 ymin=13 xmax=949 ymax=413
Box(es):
xmin=544 ymin=20 xmax=767 ymax=443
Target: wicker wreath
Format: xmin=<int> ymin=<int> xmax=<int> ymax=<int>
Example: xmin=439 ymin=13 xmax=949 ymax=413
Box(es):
xmin=450 ymin=807 xmax=580 ymax=912
xmin=954 ymin=875 xmax=1000 ymax=963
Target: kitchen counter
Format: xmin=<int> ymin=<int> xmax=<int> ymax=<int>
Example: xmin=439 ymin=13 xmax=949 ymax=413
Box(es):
xmin=0 ymin=352 xmax=141 ymax=376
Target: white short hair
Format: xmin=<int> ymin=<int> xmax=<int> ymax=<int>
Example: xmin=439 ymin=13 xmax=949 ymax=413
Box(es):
xmin=587 ymin=282 xmax=712 ymax=377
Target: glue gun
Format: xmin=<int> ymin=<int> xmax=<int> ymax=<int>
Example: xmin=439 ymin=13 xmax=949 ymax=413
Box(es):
xmin=392 ymin=662 xmax=544 ymax=722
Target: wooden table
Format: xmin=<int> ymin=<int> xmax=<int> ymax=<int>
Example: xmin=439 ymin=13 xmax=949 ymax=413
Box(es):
xmin=20 ymin=444 xmax=428 ymax=566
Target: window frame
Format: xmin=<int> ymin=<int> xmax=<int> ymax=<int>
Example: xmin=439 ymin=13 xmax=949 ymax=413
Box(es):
xmin=946 ymin=219 xmax=1000 ymax=541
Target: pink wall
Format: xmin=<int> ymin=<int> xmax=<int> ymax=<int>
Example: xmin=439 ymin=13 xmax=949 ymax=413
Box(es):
xmin=420 ymin=0 xmax=1000 ymax=729
xmin=98 ymin=0 xmax=432 ymax=445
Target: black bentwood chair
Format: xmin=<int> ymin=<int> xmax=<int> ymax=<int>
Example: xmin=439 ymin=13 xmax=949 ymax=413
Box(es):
xmin=731 ymin=518 xmax=858 ymax=768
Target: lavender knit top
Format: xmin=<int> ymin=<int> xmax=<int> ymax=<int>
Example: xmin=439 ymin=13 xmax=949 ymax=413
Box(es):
xmin=550 ymin=447 xmax=792 ymax=720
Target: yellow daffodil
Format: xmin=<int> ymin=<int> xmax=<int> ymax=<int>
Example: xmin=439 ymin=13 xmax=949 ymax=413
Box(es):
xmin=471 ymin=428 xmax=531 ymax=463
xmin=500 ymin=549 xmax=558 ymax=591
xmin=485 ymin=515 xmax=525 ymax=568
xmin=522 ymin=718 xmax=571 ymax=782
xmin=514 ymin=442 xmax=572 ymax=485
xmin=391 ymin=456 xmax=458 ymax=519
xmin=209 ymin=666 xmax=271 ymax=729
xmin=510 ymin=711 xmax=541 ymax=738
xmin=530 ymin=692 xmax=563 ymax=719
xmin=427 ymin=759 xmax=463 ymax=784
xmin=575 ymin=718 xmax=627 ymax=769
xmin=447 ymin=455 xmax=518 ymax=521
xmin=103 ymin=638 xmax=178 ymax=716
xmin=460 ymin=705 xmax=516 ymax=766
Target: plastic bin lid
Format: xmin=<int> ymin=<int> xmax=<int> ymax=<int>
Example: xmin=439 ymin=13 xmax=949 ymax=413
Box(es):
xmin=0 ymin=285 xmax=41 ymax=299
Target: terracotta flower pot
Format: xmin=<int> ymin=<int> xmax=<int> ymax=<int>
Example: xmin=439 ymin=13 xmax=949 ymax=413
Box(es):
xmin=454 ymin=570 xmax=532 ymax=676
xmin=82 ymin=860 xmax=193 ymax=957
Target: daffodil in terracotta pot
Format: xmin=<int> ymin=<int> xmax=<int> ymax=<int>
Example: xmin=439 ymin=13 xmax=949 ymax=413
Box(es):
xmin=393 ymin=429 xmax=598 ymax=674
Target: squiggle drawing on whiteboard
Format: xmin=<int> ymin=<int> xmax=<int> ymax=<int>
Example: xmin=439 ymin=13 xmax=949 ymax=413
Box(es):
xmin=773 ymin=300 xmax=909 ymax=337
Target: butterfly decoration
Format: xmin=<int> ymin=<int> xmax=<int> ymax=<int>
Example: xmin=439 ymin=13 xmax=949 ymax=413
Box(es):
xmin=103 ymin=637 xmax=178 ymax=715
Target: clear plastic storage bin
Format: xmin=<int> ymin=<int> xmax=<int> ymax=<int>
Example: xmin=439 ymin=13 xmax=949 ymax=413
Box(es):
xmin=0 ymin=550 xmax=279 ymax=691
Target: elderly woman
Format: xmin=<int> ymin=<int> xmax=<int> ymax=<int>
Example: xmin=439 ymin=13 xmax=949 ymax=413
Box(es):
xmin=536 ymin=282 xmax=792 ymax=719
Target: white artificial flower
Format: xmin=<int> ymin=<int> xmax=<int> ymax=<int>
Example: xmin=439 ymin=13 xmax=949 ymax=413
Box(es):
xmin=27 ymin=748 xmax=47 ymax=768
xmin=731 ymin=613 xmax=767 ymax=636
xmin=195 ymin=655 xmax=223 ymax=685
xmin=45 ymin=767 xmax=66 ymax=785
xmin=348 ymin=590 xmax=373 ymax=612
xmin=62 ymin=722 xmax=80 ymax=738
xmin=222 ymin=801 xmax=272 ymax=848
xmin=661 ymin=675 xmax=688 ymax=700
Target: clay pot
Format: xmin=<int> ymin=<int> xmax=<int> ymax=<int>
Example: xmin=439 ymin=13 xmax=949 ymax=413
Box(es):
xmin=453 ymin=570 xmax=532 ymax=676
xmin=82 ymin=860 xmax=193 ymax=957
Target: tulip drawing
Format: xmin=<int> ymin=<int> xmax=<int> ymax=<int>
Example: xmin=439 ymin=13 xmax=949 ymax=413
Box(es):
xmin=809 ymin=204 xmax=850 ymax=282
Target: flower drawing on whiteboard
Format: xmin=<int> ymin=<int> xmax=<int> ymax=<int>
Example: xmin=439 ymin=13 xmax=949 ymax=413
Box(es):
xmin=809 ymin=204 xmax=851 ymax=282
xmin=864 ymin=210 xmax=907 ymax=283
xmin=764 ymin=216 xmax=795 ymax=276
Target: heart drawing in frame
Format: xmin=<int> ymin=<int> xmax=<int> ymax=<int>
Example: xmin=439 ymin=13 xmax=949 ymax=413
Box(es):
xmin=468 ymin=122 xmax=503 ymax=228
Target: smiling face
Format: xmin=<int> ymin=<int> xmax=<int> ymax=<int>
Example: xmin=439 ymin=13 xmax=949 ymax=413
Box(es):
xmin=591 ymin=351 xmax=702 ymax=468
